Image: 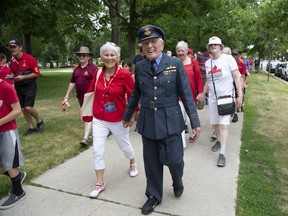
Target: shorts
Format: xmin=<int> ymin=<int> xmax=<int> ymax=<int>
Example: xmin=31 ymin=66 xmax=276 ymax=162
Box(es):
xmin=208 ymin=98 xmax=231 ymax=126
xmin=0 ymin=130 xmax=24 ymax=172
xmin=15 ymin=81 xmax=37 ymax=108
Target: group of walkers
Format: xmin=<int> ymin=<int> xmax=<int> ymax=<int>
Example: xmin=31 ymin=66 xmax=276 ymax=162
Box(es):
xmin=0 ymin=24 xmax=249 ymax=214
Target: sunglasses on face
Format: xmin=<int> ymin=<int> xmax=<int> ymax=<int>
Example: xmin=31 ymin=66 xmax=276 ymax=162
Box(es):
xmin=9 ymin=45 xmax=17 ymax=48
xmin=77 ymin=54 xmax=89 ymax=57
xmin=209 ymin=44 xmax=219 ymax=47
xmin=232 ymin=53 xmax=239 ymax=56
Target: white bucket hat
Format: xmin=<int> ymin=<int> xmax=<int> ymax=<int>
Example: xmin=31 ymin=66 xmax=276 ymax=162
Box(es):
xmin=206 ymin=36 xmax=224 ymax=50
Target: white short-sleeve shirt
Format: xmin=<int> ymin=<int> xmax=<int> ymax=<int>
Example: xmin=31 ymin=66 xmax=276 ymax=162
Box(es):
xmin=205 ymin=54 xmax=238 ymax=100
xmin=205 ymin=54 xmax=239 ymax=125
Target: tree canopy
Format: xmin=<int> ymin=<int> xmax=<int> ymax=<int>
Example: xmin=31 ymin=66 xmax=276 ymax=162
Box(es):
xmin=0 ymin=0 xmax=287 ymax=65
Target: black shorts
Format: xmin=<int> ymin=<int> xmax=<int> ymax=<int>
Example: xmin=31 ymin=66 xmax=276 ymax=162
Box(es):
xmin=15 ymin=80 xmax=37 ymax=108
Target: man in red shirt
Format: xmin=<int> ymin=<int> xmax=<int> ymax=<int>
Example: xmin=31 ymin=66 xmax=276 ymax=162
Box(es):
xmin=0 ymin=78 xmax=26 ymax=209
xmin=62 ymin=46 xmax=97 ymax=146
xmin=8 ymin=39 xmax=44 ymax=136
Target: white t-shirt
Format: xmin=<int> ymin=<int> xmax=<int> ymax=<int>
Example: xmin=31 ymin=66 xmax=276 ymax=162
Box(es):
xmin=205 ymin=54 xmax=238 ymax=100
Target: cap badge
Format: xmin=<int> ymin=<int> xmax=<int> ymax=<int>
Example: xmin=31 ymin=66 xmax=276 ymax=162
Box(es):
xmin=144 ymin=28 xmax=151 ymax=36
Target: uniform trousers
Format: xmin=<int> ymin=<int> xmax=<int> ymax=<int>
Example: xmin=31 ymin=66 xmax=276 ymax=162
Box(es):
xmin=142 ymin=134 xmax=184 ymax=203
xmin=92 ymin=117 xmax=135 ymax=170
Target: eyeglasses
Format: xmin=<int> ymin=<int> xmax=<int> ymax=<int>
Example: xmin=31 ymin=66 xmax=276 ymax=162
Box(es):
xmin=232 ymin=53 xmax=239 ymax=56
xmin=9 ymin=45 xmax=17 ymax=48
xmin=208 ymin=44 xmax=219 ymax=47
xmin=77 ymin=54 xmax=89 ymax=57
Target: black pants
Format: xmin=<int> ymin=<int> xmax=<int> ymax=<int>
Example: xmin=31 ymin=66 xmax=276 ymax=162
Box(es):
xmin=142 ymin=134 xmax=184 ymax=202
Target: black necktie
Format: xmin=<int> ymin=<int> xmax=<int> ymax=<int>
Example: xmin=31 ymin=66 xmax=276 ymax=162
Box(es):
xmin=150 ymin=60 xmax=156 ymax=75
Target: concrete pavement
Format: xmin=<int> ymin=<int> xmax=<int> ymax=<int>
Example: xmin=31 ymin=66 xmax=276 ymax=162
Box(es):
xmin=0 ymin=106 xmax=243 ymax=216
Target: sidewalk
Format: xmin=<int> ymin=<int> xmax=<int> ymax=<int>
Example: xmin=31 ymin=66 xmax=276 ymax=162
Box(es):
xmin=0 ymin=106 xmax=243 ymax=216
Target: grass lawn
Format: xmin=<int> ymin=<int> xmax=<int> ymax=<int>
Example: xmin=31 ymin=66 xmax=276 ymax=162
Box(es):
xmin=0 ymin=70 xmax=287 ymax=216
xmin=0 ymin=72 xmax=89 ymax=197
xmin=236 ymin=72 xmax=288 ymax=216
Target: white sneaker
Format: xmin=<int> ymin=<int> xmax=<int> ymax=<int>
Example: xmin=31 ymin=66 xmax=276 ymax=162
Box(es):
xmin=129 ymin=164 xmax=139 ymax=177
xmin=89 ymin=183 xmax=106 ymax=198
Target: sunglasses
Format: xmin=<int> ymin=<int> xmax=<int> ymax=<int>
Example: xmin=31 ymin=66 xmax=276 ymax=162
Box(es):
xmin=77 ymin=54 xmax=89 ymax=57
xmin=232 ymin=53 xmax=239 ymax=56
xmin=9 ymin=45 xmax=17 ymax=48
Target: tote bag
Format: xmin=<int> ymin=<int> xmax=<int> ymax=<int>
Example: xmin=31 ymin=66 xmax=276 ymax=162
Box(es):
xmin=82 ymin=68 xmax=102 ymax=122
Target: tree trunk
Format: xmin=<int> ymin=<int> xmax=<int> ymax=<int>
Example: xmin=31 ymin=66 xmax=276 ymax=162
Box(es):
xmin=23 ymin=32 xmax=32 ymax=55
xmin=127 ymin=0 xmax=137 ymax=62
xmin=50 ymin=61 xmax=54 ymax=69
xmin=109 ymin=0 xmax=121 ymax=45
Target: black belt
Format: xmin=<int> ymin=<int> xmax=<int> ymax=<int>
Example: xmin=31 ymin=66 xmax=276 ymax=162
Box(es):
xmin=141 ymin=100 xmax=178 ymax=109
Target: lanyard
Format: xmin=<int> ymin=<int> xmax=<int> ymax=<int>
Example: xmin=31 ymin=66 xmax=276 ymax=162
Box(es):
xmin=103 ymin=66 xmax=120 ymax=101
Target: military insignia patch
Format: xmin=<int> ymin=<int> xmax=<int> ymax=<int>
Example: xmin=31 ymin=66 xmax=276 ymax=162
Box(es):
xmin=163 ymin=66 xmax=177 ymax=75
xmin=144 ymin=28 xmax=151 ymax=36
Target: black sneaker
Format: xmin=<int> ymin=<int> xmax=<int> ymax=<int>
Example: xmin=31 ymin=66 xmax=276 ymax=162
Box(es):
xmin=24 ymin=128 xmax=36 ymax=136
xmin=36 ymin=120 xmax=44 ymax=132
xmin=0 ymin=191 xmax=26 ymax=210
xmin=9 ymin=171 xmax=27 ymax=195
xmin=232 ymin=113 xmax=238 ymax=123
xmin=211 ymin=140 xmax=221 ymax=152
xmin=80 ymin=138 xmax=88 ymax=146
xmin=217 ymin=154 xmax=226 ymax=167
xmin=141 ymin=196 xmax=159 ymax=215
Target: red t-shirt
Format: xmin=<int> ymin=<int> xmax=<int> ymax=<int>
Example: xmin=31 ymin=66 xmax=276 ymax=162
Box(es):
xmin=237 ymin=59 xmax=247 ymax=75
xmin=9 ymin=52 xmax=40 ymax=81
xmin=0 ymin=80 xmax=19 ymax=131
xmin=87 ymin=65 xmax=134 ymax=122
xmin=0 ymin=65 xmax=14 ymax=85
xmin=184 ymin=58 xmax=204 ymax=101
xmin=70 ymin=63 xmax=97 ymax=102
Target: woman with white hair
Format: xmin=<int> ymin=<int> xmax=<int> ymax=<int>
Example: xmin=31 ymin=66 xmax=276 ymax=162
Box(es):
xmin=176 ymin=41 xmax=204 ymax=146
xmin=85 ymin=42 xmax=138 ymax=198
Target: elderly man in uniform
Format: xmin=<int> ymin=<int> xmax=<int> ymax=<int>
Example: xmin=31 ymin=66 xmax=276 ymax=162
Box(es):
xmin=122 ymin=25 xmax=201 ymax=215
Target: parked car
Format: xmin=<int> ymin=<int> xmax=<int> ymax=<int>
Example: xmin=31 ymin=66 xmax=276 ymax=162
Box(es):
xmin=281 ymin=62 xmax=288 ymax=81
xmin=275 ymin=62 xmax=285 ymax=77
xmin=266 ymin=60 xmax=280 ymax=73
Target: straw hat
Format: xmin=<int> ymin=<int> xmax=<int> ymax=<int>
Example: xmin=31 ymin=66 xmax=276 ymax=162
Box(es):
xmin=76 ymin=46 xmax=93 ymax=55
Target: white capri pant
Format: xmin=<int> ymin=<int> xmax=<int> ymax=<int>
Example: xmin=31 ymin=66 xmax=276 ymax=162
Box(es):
xmin=208 ymin=98 xmax=231 ymax=125
xmin=92 ymin=117 xmax=135 ymax=170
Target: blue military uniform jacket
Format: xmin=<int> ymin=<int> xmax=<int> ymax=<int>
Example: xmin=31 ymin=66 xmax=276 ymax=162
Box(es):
xmin=123 ymin=53 xmax=200 ymax=140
